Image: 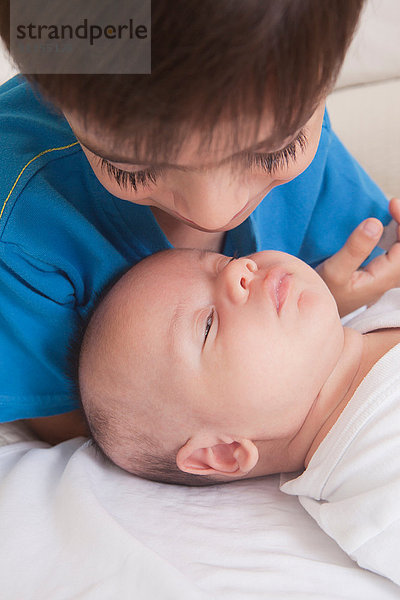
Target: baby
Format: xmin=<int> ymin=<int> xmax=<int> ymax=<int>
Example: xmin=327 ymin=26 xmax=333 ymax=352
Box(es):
xmin=79 ymin=241 xmax=400 ymax=486
xmin=78 ymin=229 xmax=400 ymax=586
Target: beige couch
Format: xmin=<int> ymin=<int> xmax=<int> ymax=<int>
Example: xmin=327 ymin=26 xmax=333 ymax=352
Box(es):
xmin=327 ymin=0 xmax=400 ymax=198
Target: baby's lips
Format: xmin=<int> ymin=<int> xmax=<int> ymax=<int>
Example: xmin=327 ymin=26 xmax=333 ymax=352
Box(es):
xmin=263 ymin=267 xmax=291 ymax=313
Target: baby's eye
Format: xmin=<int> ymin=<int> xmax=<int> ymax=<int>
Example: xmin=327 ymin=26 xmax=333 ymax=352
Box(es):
xmin=204 ymin=309 xmax=214 ymax=345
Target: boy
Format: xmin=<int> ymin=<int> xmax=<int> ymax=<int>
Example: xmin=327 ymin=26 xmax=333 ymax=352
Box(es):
xmin=78 ymin=226 xmax=400 ymax=586
xmin=0 ymin=1 xmax=398 ymax=442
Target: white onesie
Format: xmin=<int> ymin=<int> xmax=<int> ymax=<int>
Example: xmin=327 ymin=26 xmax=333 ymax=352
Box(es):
xmin=280 ymin=288 xmax=400 ymax=586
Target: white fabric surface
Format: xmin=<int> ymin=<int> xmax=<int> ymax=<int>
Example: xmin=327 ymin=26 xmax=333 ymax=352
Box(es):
xmin=281 ymin=289 xmax=400 ymax=586
xmin=0 ymin=433 xmax=399 ymax=599
xmin=0 ymin=420 xmax=38 ymax=447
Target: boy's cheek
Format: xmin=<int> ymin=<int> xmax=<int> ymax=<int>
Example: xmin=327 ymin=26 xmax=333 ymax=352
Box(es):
xmin=270 ymin=107 xmax=326 ymax=186
xmin=271 ymin=149 xmax=317 ymax=187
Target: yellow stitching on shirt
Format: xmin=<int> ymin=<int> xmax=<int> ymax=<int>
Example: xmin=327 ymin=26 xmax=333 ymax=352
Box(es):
xmin=0 ymin=141 xmax=80 ymax=222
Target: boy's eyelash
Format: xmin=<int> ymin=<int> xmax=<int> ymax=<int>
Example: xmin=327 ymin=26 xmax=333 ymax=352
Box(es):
xmin=98 ymin=158 xmax=161 ymax=191
xmin=97 ymin=129 xmax=307 ymax=189
xmin=248 ymin=129 xmax=308 ymax=174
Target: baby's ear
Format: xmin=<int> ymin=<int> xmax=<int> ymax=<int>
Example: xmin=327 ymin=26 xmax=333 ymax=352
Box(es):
xmin=176 ymin=436 xmax=259 ymax=478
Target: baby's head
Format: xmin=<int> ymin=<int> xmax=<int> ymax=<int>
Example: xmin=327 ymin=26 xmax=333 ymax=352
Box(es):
xmin=79 ymin=249 xmax=344 ymax=485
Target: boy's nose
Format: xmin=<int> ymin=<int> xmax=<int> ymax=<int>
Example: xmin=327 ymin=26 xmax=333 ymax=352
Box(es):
xmin=173 ymin=172 xmax=254 ymax=230
xmin=220 ymin=257 xmax=258 ymax=304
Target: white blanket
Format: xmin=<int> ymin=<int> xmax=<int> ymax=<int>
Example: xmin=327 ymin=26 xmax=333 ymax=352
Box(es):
xmin=0 ymin=432 xmax=398 ymax=599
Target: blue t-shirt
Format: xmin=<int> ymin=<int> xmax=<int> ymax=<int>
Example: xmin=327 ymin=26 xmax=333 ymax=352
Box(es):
xmin=0 ymin=76 xmax=391 ymax=421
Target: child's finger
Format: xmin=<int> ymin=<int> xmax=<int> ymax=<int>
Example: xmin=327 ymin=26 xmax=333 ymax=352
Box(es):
xmin=322 ymin=218 xmax=383 ymax=286
xmin=389 ymin=198 xmax=400 ymax=239
xmin=358 ymin=241 xmax=400 ymax=296
xmin=389 ymin=197 xmax=400 ymax=225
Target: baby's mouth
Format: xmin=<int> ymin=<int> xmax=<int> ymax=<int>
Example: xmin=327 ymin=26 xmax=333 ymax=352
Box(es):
xmin=275 ymin=274 xmax=291 ymax=313
xmin=264 ymin=268 xmax=291 ymax=313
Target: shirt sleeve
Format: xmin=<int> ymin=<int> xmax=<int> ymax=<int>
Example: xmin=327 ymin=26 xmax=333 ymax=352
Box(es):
xmin=298 ymin=487 xmax=400 ymax=588
xmin=0 ymin=240 xmax=82 ymax=421
xmin=0 ymin=77 xmax=132 ymax=422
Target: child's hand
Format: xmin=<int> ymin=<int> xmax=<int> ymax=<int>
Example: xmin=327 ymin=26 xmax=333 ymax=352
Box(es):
xmin=316 ymin=198 xmax=400 ymax=317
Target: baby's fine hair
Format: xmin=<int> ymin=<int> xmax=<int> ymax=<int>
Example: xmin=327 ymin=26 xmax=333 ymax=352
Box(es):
xmin=68 ymin=254 xmax=221 ymax=487
xmin=1 ymin=0 xmax=364 ymax=161
xmin=83 ymin=403 xmax=221 ymax=487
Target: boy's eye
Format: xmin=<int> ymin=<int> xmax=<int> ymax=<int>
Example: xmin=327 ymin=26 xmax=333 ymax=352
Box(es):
xmin=248 ymin=129 xmax=308 ymax=174
xmin=203 ymin=308 xmax=214 ymax=345
xmin=96 ymin=128 xmax=307 ymax=189
xmin=98 ymin=157 xmax=161 ymax=191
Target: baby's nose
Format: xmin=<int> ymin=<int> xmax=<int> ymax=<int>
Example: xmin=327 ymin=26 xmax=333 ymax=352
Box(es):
xmin=224 ymin=258 xmax=258 ymax=303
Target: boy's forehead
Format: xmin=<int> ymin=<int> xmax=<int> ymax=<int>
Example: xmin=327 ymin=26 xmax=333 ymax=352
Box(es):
xmin=65 ymin=109 xmax=293 ymax=169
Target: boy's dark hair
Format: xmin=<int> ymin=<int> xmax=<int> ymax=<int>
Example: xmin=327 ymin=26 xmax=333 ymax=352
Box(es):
xmin=0 ymin=0 xmax=364 ymax=161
